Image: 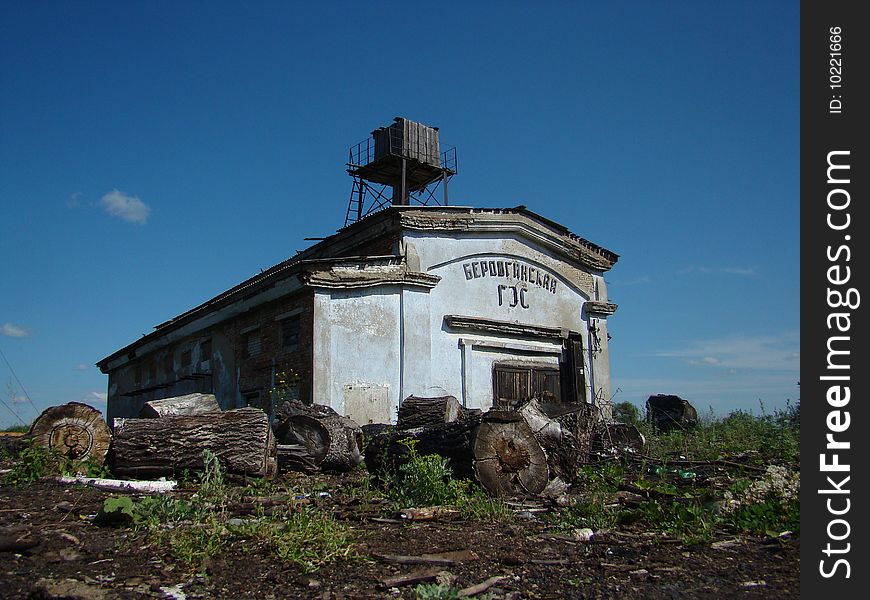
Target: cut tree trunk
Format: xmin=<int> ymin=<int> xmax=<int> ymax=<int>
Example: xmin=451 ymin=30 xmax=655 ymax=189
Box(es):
xmin=29 ymin=402 xmax=112 ymax=465
xmin=272 ymin=400 xmax=363 ymax=472
xmin=396 ymin=395 xmax=463 ymax=430
xmin=517 ymin=400 xmax=599 ymax=480
xmin=472 ymin=410 xmax=549 ymax=497
xmin=276 ymin=444 xmax=319 ymax=474
xmin=364 ymin=413 xmax=483 ymax=481
xmin=139 ymin=393 xmax=221 ymax=418
xmin=110 ymin=407 xmax=277 ymax=479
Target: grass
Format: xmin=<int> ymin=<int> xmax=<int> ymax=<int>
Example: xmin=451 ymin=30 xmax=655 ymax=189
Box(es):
xmin=380 ymin=438 xmax=513 ymax=522
xmin=2 ymin=439 xmax=111 ymax=485
xmin=125 ymin=450 xmax=356 ymax=572
xmin=547 ymin=405 xmax=800 ymax=543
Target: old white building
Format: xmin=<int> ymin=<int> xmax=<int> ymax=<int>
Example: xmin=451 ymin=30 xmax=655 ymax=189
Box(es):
xmin=98 ymin=205 xmax=618 ymax=425
xmin=99 ymin=119 xmax=619 ymax=425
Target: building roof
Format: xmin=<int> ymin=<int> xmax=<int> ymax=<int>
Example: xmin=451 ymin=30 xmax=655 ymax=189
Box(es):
xmin=97 ymin=205 xmax=617 ymax=372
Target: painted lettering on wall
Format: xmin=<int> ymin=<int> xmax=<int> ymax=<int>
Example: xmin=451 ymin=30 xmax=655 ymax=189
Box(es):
xmin=462 ymin=259 xmax=558 ymax=294
xmin=497 ymin=285 xmax=529 ymax=308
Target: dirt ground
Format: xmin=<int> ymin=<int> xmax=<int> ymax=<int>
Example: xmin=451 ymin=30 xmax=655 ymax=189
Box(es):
xmin=0 ymin=472 xmax=798 ymax=599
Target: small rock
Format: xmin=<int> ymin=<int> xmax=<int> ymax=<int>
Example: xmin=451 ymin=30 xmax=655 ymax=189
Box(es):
xmin=435 ymin=570 xmax=456 ymax=587
xmin=572 ymin=528 xmax=594 ymax=542
xmin=629 ymin=569 xmax=649 ymax=580
xmin=55 ymin=501 xmax=77 ymax=513
xmin=33 ymin=577 xmax=108 ymax=600
xmin=741 ymin=580 xmax=767 ymax=588
xmin=58 ymin=547 xmax=84 ymax=562
xmin=57 ymin=532 xmax=82 ymax=546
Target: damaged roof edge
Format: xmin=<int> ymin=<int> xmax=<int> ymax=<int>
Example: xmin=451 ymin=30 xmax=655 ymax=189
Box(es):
xmin=96 ymin=206 xmax=617 ymax=371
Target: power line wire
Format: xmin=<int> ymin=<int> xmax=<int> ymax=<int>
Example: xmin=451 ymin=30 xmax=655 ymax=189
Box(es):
xmin=0 ymin=393 xmax=27 ymax=426
xmin=0 ymin=346 xmax=40 ymax=417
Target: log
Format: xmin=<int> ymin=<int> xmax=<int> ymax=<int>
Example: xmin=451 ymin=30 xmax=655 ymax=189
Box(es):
xmin=139 ymin=393 xmax=221 ymax=418
xmin=396 ymin=395 xmax=463 ymax=430
xmin=110 ymin=407 xmax=277 ymax=479
xmin=517 ymin=400 xmax=599 ymax=480
xmin=646 ymin=394 xmax=698 ymax=431
xmin=29 ymin=402 xmax=112 ymax=465
xmin=273 ymin=400 xmax=363 ymax=472
xmin=276 ymin=444 xmax=319 ymax=474
xmin=364 ymin=414 xmax=482 ymax=481
xmin=472 ymin=410 xmax=549 ymax=496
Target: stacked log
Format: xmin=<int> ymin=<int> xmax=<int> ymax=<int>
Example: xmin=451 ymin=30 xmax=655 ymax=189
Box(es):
xmin=396 ymin=395 xmax=464 ymax=430
xmin=139 ymin=393 xmax=220 ymax=418
xmin=517 ymin=400 xmax=598 ymax=481
xmin=110 ymin=407 xmax=277 ymax=479
xmin=272 ymin=400 xmax=363 ymax=472
xmin=366 ymin=399 xmax=599 ymax=497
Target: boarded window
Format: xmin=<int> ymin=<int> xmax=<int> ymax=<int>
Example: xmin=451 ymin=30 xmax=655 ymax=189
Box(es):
xmin=181 ymin=349 xmax=192 ymax=368
xmin=280 ymin=315 xmax=300 ymax=351
xmin=493 ymin=364 xmax=561 ymax=409
xmin=134 ymin=365 xmax=142 ymax=386
xmin=245 ymin=330 xmax=262 ymax=358
xmin=148 ymin=361 xmax=157 ymax=382
xmin=163 ymin=353 xmax=174 ymax=377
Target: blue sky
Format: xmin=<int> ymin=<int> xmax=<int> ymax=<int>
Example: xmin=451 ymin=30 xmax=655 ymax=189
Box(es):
xmin=0 ymin=1 xmax=799 ymax=427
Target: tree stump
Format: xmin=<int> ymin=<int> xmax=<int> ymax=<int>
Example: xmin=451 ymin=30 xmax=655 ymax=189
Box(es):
xmin=472 ymin=410 xmax=549 ymax=496
xmin=139 ymin=393 xmax=221 ymax=418
xmin=110 ymin=407 xmax=277 ymax=479
xmin=273 ymin=400 xmax=363 ymax=472
xmin=646 ymin=394 xmax=698 ymax=431
xmin=396 ymin=395 xmax=464 ymax=430
xmin=29 ymin=402 xmax=112 ymax=465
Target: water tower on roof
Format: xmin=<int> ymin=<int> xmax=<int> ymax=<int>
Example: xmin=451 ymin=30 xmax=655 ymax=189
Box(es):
xmin=344 ymin=117 xmax=457 ymax=226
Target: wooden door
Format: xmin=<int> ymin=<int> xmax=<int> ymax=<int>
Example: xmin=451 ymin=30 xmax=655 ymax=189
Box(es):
xmin=493 ymin=365 xmax=560 ymax=409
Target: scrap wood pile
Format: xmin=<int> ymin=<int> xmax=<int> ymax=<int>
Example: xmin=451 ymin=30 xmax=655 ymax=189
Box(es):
xmin=365 ymin=395 xmax=639 ymax=497
xmin=19 ymin=393 xmax=647 ymax=496
xmin=19 ymin=394 xmax=367 ymax=483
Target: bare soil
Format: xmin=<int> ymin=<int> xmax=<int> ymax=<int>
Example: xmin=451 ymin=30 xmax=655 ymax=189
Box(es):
xmin=0 ymin=472 xmax=798 ymax=599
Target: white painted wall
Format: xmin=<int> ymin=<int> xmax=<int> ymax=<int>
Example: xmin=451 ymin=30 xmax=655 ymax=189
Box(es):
xmin=312 ymin=287 xmax=402 ymax=423
xmin=407 ymin=232 xmax=594 ymax=411
xmin=311 ymin=231 xmax=609 ymax=423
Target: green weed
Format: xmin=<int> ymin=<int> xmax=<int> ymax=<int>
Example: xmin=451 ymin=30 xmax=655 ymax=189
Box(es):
xmin=2 ymin=440 xmax=111 ymax=485
xmin=415 ymin=583 xmax=461 ymax=600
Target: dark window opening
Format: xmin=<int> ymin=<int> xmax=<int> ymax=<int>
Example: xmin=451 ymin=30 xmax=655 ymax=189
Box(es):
xmin=181 ymin=349 xmax=192 ymax=368
xmin=163 ymin=353 xmax=174 ymax=378
xmin=201 ymin=339 xmax=212 ymax=363
xmin=280 ymin=315 xmax=300 ymax=352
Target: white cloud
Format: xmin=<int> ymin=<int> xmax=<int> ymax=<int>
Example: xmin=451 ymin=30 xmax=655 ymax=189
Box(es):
xmin=66 ymin=192 xmax=83 ymax=208
xmin=99 ymin=189 xmax=151 ymax=224
xmin=1 ymin=322 xmax=30 ymax=338
xmin=80 ymin=391 xmax=108 ymax=415
xmin=612 ymin=372 xmax=800 ymax=416
xmin=74 ymin=363 xmax=90 ymax=372
xmin=651 ymin=331 xmax=800 ymax=372
xmin=607 ymin=275 xmax=652 ymax=287
xmin=678 ymin=266 xmax=758 ymax=277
